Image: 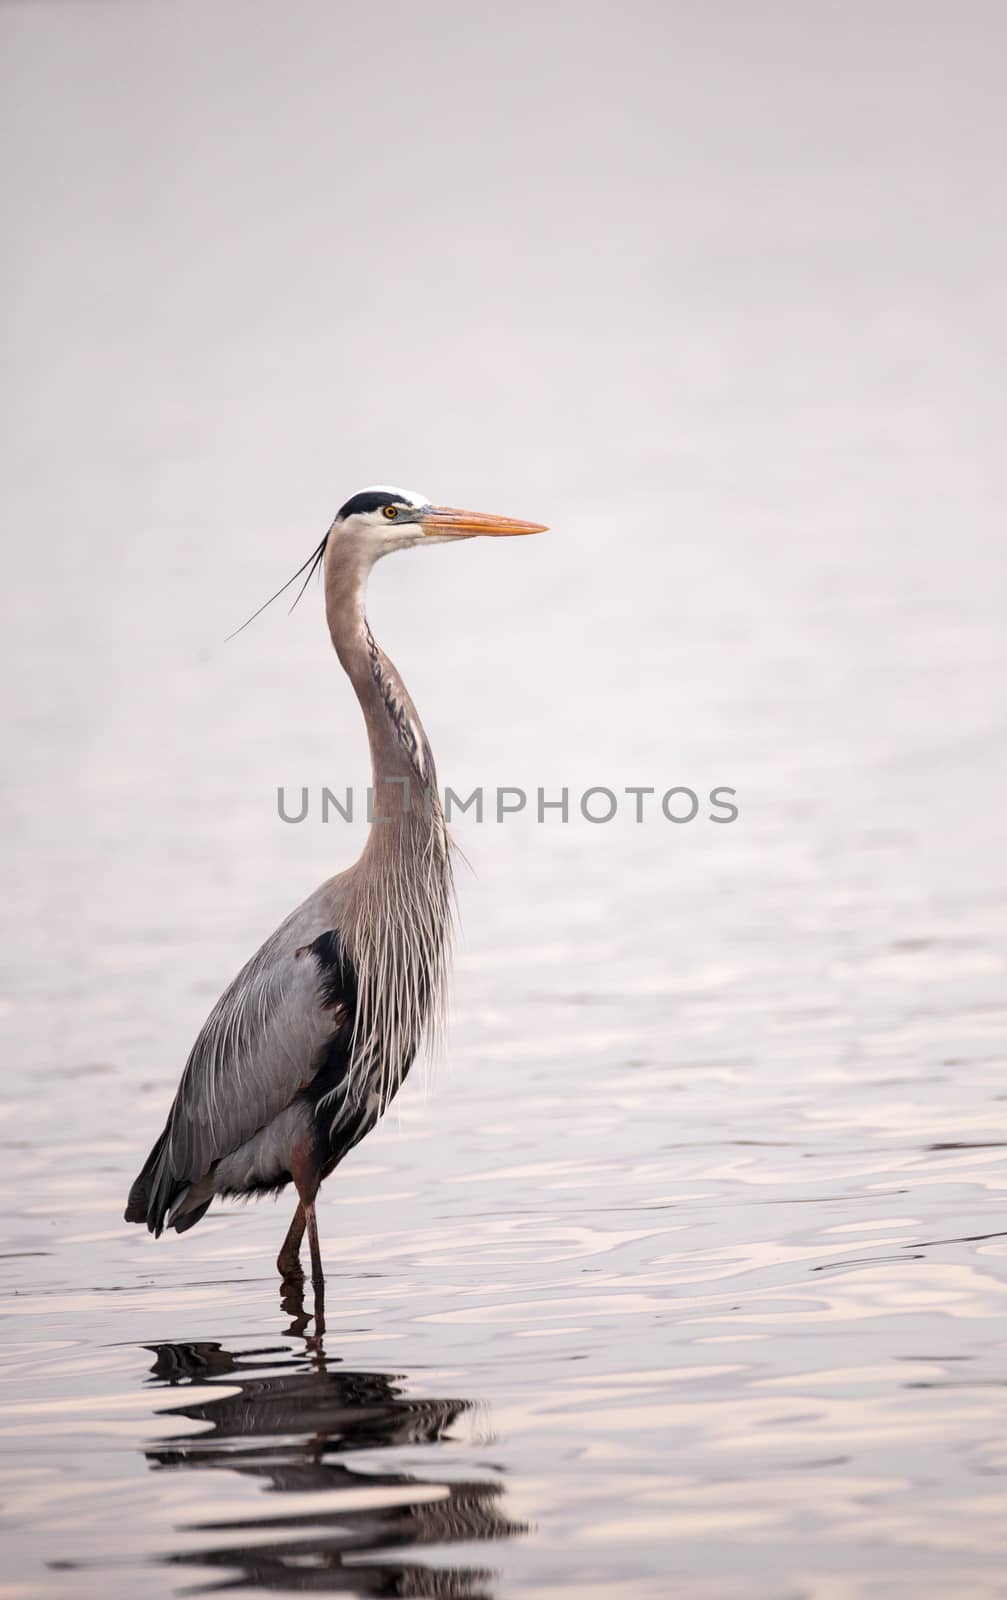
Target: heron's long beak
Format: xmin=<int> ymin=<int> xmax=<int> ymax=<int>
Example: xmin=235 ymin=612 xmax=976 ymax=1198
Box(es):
xmin=421 ymin=505 xmax=548 ymax=539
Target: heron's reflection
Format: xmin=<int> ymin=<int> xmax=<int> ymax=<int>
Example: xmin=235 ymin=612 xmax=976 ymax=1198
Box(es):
xmin=142 ymin=1283 xmax=524 ymax=1596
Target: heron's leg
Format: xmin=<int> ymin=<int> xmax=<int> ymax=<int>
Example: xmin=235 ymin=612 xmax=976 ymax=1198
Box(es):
xmin=304 ymin=1201 xmax=324 ymax=1285
xmin=289 ymin=1144 xmax=325 ymax=1329
xmin=304 ymin=1201 xmax=325 ymax=1334
xmin=277 ymin=1202 xmax=306 ymax=1278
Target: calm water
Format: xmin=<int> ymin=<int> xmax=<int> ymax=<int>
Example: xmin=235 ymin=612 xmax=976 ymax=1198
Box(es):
xmin=3 ymin=4 xmax=1006 ymax=1597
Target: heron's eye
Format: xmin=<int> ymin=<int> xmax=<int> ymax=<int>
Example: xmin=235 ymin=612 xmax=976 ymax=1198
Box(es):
xmin=382 ymin=505 xmax=399 ymax=520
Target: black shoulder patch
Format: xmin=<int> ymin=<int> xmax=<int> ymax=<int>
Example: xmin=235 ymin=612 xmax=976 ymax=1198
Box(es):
xmin=336 ymin=490 xmax=409 ymax=520
xmin=304 ymin=930 xmax=358 ymax=1012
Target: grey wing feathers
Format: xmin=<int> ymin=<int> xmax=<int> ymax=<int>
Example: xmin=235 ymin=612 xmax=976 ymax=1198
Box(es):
xmin=128 ymin=882 xmax=351 ymax=1232
xmin=166 ymin=931 xmax=334 ymax=1181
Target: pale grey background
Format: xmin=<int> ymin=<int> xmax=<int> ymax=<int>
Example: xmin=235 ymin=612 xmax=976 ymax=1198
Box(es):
xmin=2 ymin=4 xmax=1006 ymax=1598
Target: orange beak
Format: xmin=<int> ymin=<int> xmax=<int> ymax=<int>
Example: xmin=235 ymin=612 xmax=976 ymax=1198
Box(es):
xmin=421 ymin=505 xmax=548 ymax=539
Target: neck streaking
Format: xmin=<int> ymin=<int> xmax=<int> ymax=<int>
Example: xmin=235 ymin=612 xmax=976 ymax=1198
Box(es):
xmin=322 ymin=539 xmax=455 ymax=1121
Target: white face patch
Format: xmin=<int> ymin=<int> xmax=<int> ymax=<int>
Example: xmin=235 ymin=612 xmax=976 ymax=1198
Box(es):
xmin=331 ymin=485 xmax=433 ymax=566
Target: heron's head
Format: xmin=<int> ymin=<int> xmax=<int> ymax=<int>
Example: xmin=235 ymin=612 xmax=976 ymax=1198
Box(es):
xmin=227 ymin=486 xmax=546 ymax=639
xmin=331 ymin=485 xmax=548 ymax=558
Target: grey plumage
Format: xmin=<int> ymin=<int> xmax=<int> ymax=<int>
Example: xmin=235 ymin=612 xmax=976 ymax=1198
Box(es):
xmin=138 ymin=880 xmax=351 ymax=1230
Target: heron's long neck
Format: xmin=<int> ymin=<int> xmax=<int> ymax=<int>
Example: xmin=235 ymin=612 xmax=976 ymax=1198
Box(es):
xmin=324 ymin=546 xmax=437 ymax=825
xmin=323 ymin=542 xmax=453 ymax=1111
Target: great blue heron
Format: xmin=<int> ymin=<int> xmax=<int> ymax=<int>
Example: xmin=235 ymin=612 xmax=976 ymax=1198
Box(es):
xmin=125 ymin=487 xmax=546 ymax=1300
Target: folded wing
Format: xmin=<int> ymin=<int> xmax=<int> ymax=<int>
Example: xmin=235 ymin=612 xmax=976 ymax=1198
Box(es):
xmin=126 ymin=898 xmax=353 ymax=1234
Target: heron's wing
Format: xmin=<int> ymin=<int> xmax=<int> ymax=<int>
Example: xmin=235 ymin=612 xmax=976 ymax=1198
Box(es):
xmin=164 ymin=908 xmax=352 ymax=1185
